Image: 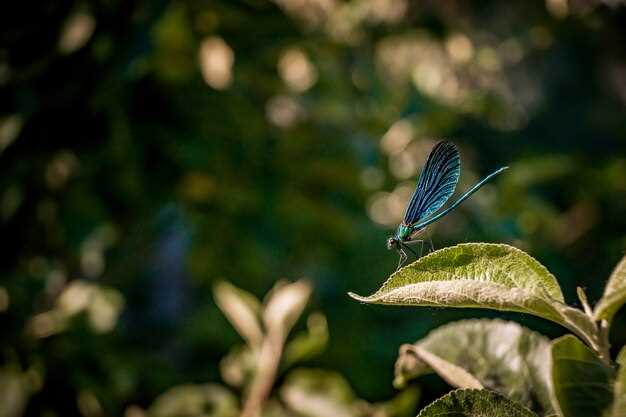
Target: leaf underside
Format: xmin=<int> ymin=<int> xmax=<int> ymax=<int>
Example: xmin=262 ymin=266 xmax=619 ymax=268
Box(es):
xmin=395 ymin=319 xmax=554 ymax=415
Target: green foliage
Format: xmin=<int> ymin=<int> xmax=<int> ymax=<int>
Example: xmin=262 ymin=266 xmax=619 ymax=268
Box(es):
xmin=353 ymin=244 xmax=626 ymax=416
xmin=417 ymin=389 xmax=538 ymax=417
xmin=550 ymin=335 xmax=614 ymax=417
xmin=352 ymin=243 xmax=563 ymax=300
xmin=2 ymin=0 xmax=626 ymax=415
xmin=280 ymin=369 xmax=420 ymax=417
xmin=148 ymin=384 xmax=239 ymax=417
xmin=612 ymin=347 xmax=626 ymax=417
xmin=349 ymin=243 xmax=597 ymax=350
xmin=394 ymin=319 xmax=553 ymax=415
xmin=210 ymin=280 xmax=419 ymax=417
xmin=594 ymin=254 xmax=626 ymax=324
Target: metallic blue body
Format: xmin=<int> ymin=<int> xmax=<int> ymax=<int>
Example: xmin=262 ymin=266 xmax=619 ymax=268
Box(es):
xmin=387 ymin=140 xmax=508 ymax=269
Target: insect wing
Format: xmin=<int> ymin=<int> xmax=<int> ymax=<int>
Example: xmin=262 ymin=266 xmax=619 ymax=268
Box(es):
xmin=403 ymin=141 xmax=461 ymax=225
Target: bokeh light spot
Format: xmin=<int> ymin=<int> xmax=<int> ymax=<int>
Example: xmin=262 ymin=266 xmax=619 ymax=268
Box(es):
xmin=199 ymin=36 xmax=234 ymax=89
xmin=278 ymin=48 xmax=318 ymax=93
xmin=58 ymin=12 xmax=96 ymax=54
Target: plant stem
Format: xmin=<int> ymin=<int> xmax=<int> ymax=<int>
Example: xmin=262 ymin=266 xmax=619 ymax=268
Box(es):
xmin=240 ymin=329 xmax=285 ymax=417
xmin=598 ymin=319 xmax=612 ymax=366
xmin=574 ymin=288 xmax=611 ymax=365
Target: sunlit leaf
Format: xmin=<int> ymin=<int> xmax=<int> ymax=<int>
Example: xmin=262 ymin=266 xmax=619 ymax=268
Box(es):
xmin=148 ymin=384 xmax=239 ymax=417
xmin=550 ymin=335 xmax=614 ymax=417
xmin=349 ymin=244 xmax=596 ymax=344
xmin=395 ymin=319 xmax=554 ymax=415
xmin=594 ymin=254 xmax=626 ymax=323
xmin=417 ymin=389 xmax=538 ymax=417
xmin=219 ymin=345 xmax=256 ymax=388
xmin=214 ymin=281 xmax=264 ymax=349
xmin=399 ymin=344 xmax=483 ymax=389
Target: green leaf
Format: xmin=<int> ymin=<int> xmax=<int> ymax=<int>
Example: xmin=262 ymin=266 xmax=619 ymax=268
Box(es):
xmin=148 ymin=384 xmax=239 ymax=417
xmin=280 ymin=368 xmax=420 ymax=417
xmin=594 ymin=254 xmax=626 ymax=323
xmin=550 ymin=335 xmax=615 ymax=417
xmin=349 ymin=244 xmax=599 ymax=351
xmin=350 ymin=243 xmax=564 ymax=302
xmin=417 ymin=389 xmax=538 ymax=417
xmin=0 ymin=365 xmax=30 ymax=417
xmin=280 ymin=368 xmax=362 ymax=417
xmin=283 ymin=312 xmax=329 ymax=367
xmin=372 ymin=386 xmax=421 ymax=417
xmin=394 ymin=319 xmax=554 ymax=415
xmin=219 ymin=345 xmax=256 ymax=388
xmin=609 ymin=346 xmax=626 ymax=417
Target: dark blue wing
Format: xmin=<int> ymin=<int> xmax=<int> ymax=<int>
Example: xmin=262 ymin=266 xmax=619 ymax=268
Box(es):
xmin=403 ymin=141 xmax=461 ymax=225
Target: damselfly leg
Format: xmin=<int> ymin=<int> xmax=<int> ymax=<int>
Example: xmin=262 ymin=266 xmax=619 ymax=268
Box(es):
xmin=396 ymin=248 xmax=407 ymax=270
xmin=404 ymin=239 xmax=425 ymax=257
xmin=395 ymin=240 xmax=424 ymax=271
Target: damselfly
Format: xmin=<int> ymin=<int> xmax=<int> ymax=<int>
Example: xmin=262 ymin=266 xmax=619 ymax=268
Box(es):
xmin=387 ymin=141 xmax=508 ymax=269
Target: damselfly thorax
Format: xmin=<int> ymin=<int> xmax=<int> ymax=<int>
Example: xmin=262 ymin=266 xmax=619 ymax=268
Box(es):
xmin=387 ymin=222 xmax=427 ymax=267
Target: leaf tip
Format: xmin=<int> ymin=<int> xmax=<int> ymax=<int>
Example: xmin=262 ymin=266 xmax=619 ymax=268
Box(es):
xmin=347 ymin=292 xmax=370 ymax=302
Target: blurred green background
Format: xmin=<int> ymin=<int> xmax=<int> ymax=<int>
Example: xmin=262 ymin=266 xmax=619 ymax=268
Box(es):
xmin=2 ymin=0 xmax=626 ymax=415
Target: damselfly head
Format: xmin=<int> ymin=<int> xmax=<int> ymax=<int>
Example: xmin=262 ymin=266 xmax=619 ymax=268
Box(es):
xmin=387 ymin=236 xmax=400 ymax=250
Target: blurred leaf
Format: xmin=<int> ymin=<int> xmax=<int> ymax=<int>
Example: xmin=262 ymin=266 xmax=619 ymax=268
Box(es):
xmin=594 ymin=254 xmax=626 ymax=324
xmin=371 ymin=386 xmax=421 ymax=417
xmin=148 ymin=384 xmax=239 ymax=417
xmin=280 ymin=368 xmax=362 ymax=417
xmin=219 ymin=345 xmax=257 ymax=388
xmin=550 ymin=335 xmax=614 ymax=417
xmin=350 ymin=244 xmax=597 ymax=346
xmin=263 ymin=281 xmax=312 ymax=337
xmin=0 ymin=367 xmax=29 ymax=417
xmin=281 ymin=368 xmax=420 ymax=417
xmin=214 ymin=281 xmax=264 ymax=349
xmin=283 ymin=312 xmax=329 ymax=367
xmin=394 ymin=319 xmax=553 ymax=415
xmin=610 ymin=346 xmax=626 ymax=417
xmin=240 ymin=281 xmax=313 ymax=417
xmin=55 ymin=281 xmax=125 ymax=333
xmin=151 ymin=2 xmax=196 ymax=82
xmin=417 ymin=389 xmax=538 ymax=417
xmin=261 ymin=399 xmax=292 ymax=417
xmin=87 ymin=286 xmax=125 ymax=333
